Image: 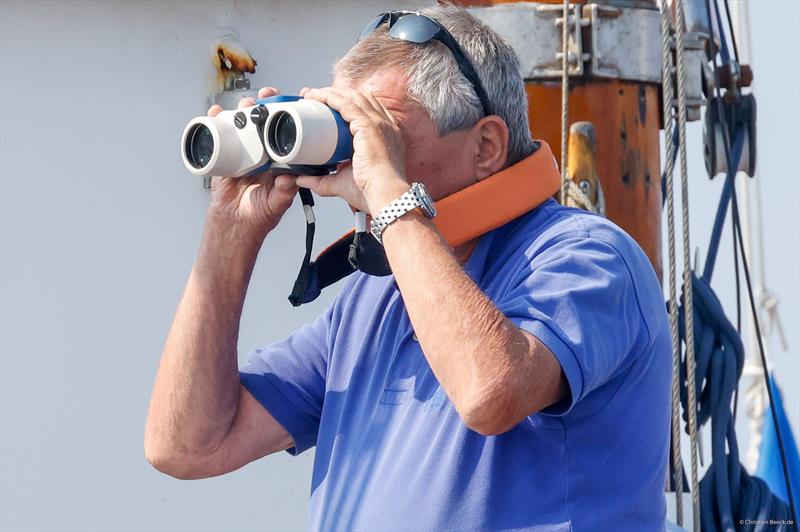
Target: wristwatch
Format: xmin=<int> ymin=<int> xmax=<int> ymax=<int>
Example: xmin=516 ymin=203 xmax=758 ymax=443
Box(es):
xmin=370 ymin=182 xmax=437 ymax=243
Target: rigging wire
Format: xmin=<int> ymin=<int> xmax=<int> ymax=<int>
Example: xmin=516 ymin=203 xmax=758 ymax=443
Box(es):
xmin=731 ymin=184 xmax=799 ymax=530
xmin=733 ymin=172 xmax=743 ymax=423
xmin=559 ymin=0 xmax=570 ymax=202
xmin=723 ymin=0 xmax=740 ymax=62
xmin=733 ymin=0 xmax=769 ymax=475
xmin=722 ymin=0 xmax=743 ymax=433
xmin=658 ymin=0 xmax=685 ymax=524
xmin=733 ymin=217 xmax=741 ymax=422
xmin=733 ymin=0 xmax=791 ymax=496
xmin=673 ymin=0 xmax=702 ymax=527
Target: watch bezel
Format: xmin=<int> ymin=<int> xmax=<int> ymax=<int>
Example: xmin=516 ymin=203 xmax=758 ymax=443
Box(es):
xmin=412 ymin=182 xmax=437 ymax=218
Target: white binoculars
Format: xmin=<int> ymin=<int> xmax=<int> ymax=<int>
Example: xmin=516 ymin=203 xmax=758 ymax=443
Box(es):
xmin=180 ymin=95 xmax=353 ymax=177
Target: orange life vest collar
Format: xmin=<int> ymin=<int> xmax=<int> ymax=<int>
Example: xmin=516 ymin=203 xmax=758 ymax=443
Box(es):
xmin=431 ymin=140 xmax=561 ymax=247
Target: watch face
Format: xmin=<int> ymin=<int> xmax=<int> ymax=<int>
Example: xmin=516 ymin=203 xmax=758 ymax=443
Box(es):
xmin=413 ymin=182 xmax=436 ymax=218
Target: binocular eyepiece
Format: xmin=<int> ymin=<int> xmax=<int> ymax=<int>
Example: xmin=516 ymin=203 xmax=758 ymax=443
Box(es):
xmin=181 ymin=95 xmax=353 ymax=177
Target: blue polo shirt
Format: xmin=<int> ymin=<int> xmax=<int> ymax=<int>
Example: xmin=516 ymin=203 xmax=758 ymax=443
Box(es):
xmin=240 ymin=199 xmax=672 ymax=531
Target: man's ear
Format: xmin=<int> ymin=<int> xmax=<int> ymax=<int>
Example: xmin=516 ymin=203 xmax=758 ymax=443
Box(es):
xmin=472 ymin=115 xmax=509 ymax=180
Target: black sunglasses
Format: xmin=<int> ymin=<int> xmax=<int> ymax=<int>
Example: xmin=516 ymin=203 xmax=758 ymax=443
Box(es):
xmin=358 ymin=11 xmax=494 ymax=117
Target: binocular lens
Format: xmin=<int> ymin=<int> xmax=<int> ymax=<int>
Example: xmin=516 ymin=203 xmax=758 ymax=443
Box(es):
xmin=186 ymin=124 xmax=214 ymax=169
xmin=269 ymin=112 xmax=297 ymax=157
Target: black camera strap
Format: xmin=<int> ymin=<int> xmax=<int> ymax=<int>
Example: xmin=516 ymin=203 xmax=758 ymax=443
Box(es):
xmin=288 ymin=188 xmax=317 ymax=307
xmin=288 ymin=196 xmax=393 ymax=307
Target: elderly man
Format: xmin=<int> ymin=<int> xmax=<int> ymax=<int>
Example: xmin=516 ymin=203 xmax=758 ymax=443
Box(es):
xmin=146 ymin=4 xmax=672 ymax=530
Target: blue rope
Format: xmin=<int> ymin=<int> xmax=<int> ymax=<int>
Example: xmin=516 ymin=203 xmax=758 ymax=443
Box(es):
xmin=714 ymin=3 xmax=731 ymax=66
xmin=677 ymin=267 xmax=792 ymax=532
xmin=677 ymin=270 xmax=789 ymax=528
xmin=674 ymin=115 xmax=794 ymax=529
xmin=676 ymin=119 xmax=794 ymax=530
xmin=702 ymin=130 xmax=744 ymax=283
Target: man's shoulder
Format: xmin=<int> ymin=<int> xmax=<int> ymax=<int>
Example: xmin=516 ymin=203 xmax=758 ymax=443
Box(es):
xmin=497 ymin=199 xmax=647 ymax=268
xmin=494 ymin=200 xmax=666 ymax=324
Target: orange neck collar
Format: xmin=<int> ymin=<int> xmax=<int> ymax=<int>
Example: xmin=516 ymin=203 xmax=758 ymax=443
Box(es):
xmin=432 ymin=140 xmax=561 ymax=247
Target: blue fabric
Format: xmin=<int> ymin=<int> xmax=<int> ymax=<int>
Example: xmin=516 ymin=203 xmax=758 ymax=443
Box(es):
xmin=240 ymin=199 xmax=672 ymax=531
xmin=756 ymin=375 xmax=800 ymax=513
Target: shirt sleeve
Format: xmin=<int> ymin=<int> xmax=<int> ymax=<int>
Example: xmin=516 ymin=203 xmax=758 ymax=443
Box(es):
xmin=239 ymin=304 xmax=333 ymax=455
xmin=496 ymin=235 xmax=651 ymax=416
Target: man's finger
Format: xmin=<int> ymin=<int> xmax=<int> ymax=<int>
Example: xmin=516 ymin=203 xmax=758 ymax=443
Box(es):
xmin=317 ymin=87 xmax=392 ymax=124
xmin=305 ymin=87 xmax=376 ymax=125
xmin=303 ymin=88 xmax=342 ymax=112
xmin=273 ymin=174 xmax=299 ymax=192
xmin=304 ymin=88 xmax=355 ymax=117
xmin=238 ymin=97 xmax=257 ymax=109
xmin=364 ymin=93 xmax=398 ymax=126
xmin=295 ymin=175 xmax=324 ymax=193
xmin=207 ymin=104 xmax=223 ymax=117
xmin=258 ymin=86 xmax=280 ymax=99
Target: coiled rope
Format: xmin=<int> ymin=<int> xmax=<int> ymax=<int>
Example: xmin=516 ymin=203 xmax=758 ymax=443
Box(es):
xmin=677 ymin=129 xmax=793 ymax=531
xmin=678 ymin=270 xmax=793 ymax=532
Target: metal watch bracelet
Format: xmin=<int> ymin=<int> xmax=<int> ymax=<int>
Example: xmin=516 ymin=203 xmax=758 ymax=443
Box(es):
xmin=369 ymin=182 xmax=436 ymax=243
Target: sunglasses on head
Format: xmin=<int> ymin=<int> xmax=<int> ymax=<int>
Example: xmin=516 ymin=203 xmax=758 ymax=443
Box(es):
xmin=358 ymin=11 xmax=494 ymax=117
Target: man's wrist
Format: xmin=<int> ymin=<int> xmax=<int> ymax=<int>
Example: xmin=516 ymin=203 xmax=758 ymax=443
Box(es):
xmin=380 ymin=207 xmax=429 ymax=246
xmin=199 ymin=215 xmax=267 ymax=274
xmin=363 ymin=174 xmax=412 ymax=217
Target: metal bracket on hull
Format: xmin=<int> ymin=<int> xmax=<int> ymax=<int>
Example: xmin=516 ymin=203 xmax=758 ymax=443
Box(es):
xmin=469 ymin=1 xmax=708 ymax=121
xmin=469 ymin=2 xmax=659 ymax=82
xmin=585 ymin=4 xmax=661 ymax=83
xmin=469 ymin=3 xmax=590 ymax=79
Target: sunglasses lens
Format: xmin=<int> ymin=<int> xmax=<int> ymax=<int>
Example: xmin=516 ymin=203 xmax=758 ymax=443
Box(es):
xmin=357 ymin=11 xmax=491 ymax=116
xmin=387 ymin=13 xmax=440 ymax=43
xmin=358 ymin=14 xmax=386 ymax=41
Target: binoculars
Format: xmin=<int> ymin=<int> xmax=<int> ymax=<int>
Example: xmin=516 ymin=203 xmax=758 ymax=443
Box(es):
xmin=180 ymin=95 xmax=353 ymax=177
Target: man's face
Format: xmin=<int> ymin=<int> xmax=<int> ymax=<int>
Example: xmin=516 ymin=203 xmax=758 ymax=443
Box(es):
xmin=333 ymin=68 xmax=479 ymax=201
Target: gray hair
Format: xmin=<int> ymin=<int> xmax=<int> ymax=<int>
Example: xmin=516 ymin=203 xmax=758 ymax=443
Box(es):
xmin=335 ymin=3 xmax=537 ymax=166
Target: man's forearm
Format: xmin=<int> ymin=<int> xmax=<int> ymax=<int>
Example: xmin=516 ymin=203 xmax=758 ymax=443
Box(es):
xmin=381 ymin=209 xmax=564 ymax=435
xmin=145 ymin=216 xmax=263 ymax=464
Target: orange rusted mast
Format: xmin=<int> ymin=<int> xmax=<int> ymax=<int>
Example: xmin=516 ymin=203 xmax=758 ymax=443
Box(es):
xmin=453 ymin=0 xmax=664 ymax=279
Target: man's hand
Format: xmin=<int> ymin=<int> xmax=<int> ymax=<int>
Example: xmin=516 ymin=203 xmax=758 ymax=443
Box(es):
xmin=206 ymin=87 xmax=298 ymax=237
xmin=296 ymin=87 xmax=410 ymax=216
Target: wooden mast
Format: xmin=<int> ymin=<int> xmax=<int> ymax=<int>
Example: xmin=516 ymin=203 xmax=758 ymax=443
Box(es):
xmin=452 ymin=0 xmax=664 ymax=279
